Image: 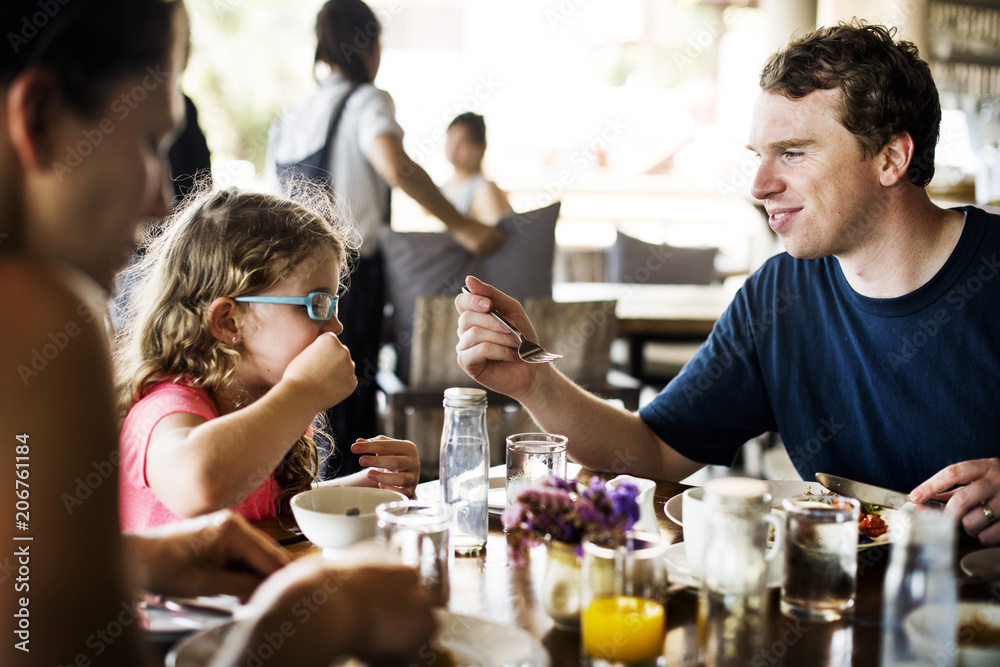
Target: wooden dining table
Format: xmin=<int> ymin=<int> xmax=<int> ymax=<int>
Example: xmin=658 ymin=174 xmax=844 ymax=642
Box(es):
xmin=252 ymin=473 xmax=1000 ymax=667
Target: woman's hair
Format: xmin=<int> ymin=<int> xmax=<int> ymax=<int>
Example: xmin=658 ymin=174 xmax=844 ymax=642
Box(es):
xmin=759 ymin=20 xmax=940 ymax=187
xmin=0 ymin=0 xmax=183 ymax=117
xmin=448 ymin=112 xmax=487 ymax=147
xmin=315 ymin=0 xmax=380 ymax=84
xmin=114 ymin=185 xmax=360 ymax=510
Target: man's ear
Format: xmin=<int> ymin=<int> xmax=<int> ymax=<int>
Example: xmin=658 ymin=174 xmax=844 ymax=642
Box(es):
xmin=5 ymin=68 xmax=64 ymax=169
xmin=879 ymin=132 xmax=915 ymax=187
xmin=207 ymin=297 xmax=241 ymax=346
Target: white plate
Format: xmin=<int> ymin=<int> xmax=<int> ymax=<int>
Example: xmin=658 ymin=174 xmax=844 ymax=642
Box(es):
xmin=140 ymin=597 xmax=236 ymax=643
xmin=663 ymin=541 xmax=783 ymax=589
xmin=663 ymin=480 xmax=896 ymax=550
xmin=663 ymin=480 xmax=824 ymax=527
xmin=166 ymin=610 xmax=550 ymax=667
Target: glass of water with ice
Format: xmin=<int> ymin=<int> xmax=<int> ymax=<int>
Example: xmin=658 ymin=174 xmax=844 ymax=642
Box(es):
xmin=505 ymin=433 xmax=568 ymax=510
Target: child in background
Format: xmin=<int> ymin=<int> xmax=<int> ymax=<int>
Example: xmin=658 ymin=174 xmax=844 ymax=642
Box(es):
xmin=114 ymin=187 xmax=420 ymax=532
xmin=440 ymin=112 xmax=513 ymax=225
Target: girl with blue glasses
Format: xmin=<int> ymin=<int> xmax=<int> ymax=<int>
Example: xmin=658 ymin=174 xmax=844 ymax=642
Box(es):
xmin=114 ymin=187 xmax=421 ymax=532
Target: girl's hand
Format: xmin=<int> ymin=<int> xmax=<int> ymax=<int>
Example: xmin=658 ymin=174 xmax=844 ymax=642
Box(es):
xmin=283 ymin=332 xmax=358 ymax=411
xmin=352 ymin=435 xmax=421 ymax=497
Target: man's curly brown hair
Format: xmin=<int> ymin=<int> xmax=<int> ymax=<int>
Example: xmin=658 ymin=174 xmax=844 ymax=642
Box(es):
xmin=759 ymin=20 xmax=941 ymax=187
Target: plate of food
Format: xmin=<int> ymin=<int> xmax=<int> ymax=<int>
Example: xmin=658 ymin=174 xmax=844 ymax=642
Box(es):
xmin=166 ymin=610 xmax=550 ymax=667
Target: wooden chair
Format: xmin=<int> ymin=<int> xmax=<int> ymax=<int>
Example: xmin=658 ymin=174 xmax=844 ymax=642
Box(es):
xmin=377 ymin=296 xmax=641 ymax=479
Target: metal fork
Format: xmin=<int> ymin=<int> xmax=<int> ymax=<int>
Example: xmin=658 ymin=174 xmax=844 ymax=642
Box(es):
xmin=462 ymin=286 xmax=562 ymax=363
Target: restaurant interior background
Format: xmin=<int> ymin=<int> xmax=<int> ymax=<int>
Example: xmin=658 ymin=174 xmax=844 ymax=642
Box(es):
xmin=180 ymin=0 xmax=1000 ymax=479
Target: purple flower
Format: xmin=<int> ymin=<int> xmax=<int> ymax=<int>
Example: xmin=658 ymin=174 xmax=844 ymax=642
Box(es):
xmin=503 ymin=474 xmax=642 ymax=564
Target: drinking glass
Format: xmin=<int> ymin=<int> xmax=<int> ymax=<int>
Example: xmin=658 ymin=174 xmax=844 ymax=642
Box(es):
xmin=505 ymin=433 xmax=568 ymax=509
xmin=581 ymin=532 xmax=668 ymax=667
xmin=780 ymin=495 xmax=860 ymax=622
xmin=375 ymin=500 xmax=451 ymax=606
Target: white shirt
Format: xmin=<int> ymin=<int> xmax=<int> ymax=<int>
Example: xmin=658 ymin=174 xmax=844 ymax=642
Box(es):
xmin=265 ymin=74 xmax=404 ymax=257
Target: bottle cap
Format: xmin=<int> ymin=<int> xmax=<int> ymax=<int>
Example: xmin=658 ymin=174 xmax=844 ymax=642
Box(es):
xmin=704 ymin=477 xmax=772 ymax=513
xmin=443 ymin=387 xmax=487 ymax=407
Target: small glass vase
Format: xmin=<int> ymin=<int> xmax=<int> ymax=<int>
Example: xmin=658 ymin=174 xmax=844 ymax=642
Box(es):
xmin=542 ymin=539 xmax=582 ymax=630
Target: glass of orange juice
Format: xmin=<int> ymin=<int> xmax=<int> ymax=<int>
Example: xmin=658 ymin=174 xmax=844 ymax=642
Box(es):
xmin=581 ymin=532 xmax=668 ymax=667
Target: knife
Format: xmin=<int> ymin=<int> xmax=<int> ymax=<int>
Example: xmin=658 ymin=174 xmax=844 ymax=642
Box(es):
xmin=815 ymin=473 xmax=945 ymax=510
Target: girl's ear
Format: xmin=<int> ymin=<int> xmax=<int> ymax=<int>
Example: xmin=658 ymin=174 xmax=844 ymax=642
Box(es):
xmin=207 ymin=297 xmax=241 ymax=346
xmin=6 ymin=67 xmax=65 ymax=169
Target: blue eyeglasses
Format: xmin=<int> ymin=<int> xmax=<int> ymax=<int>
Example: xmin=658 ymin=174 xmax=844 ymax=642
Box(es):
xmin=234 ymin=292 xmax=339 ymax=321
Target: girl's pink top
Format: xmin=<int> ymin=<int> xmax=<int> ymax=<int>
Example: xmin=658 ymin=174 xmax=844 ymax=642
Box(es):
xmin=118 ymin=380 xmax=280 ymax=532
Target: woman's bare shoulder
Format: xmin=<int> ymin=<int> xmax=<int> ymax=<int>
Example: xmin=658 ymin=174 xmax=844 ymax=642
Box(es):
xmin=0 ymin=258 xmax=109 ymax=382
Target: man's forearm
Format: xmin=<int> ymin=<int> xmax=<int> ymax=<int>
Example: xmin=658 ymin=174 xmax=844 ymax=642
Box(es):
xmin=518 ymin=368 xmax=697 ymax=480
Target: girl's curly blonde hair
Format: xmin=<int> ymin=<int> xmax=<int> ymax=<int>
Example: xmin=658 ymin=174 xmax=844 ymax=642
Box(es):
xmin=113 ymin=185 xmax=360 ymax=513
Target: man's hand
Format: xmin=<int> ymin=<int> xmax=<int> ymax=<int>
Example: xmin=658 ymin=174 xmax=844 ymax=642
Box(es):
xmin=910 ymin=458 xmax=1000 ymax=545
xmin=455 ymin=275 xmax=549 ymax=400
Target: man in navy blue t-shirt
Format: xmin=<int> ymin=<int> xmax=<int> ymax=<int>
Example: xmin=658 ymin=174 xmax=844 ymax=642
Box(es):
xmin=455 ymin=22 xmax=1000 ymax=546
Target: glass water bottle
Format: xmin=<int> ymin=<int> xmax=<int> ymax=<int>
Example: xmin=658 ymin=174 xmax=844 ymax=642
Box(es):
xmin=880 ymin=508 xmax=957 ymax=667
xmin=439 ymin=387 xmax=489 ymax=556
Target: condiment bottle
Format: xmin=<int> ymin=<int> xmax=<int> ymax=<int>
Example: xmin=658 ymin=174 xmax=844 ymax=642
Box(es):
xmin=697 ymin=477 xmax=779 ymax=667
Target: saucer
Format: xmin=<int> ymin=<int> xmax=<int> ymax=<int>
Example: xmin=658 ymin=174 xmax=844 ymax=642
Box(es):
xmin=663 ymin=542 xmax=783 ymax=589
xmin=961 ymin=547 xmax=1000 ymax=580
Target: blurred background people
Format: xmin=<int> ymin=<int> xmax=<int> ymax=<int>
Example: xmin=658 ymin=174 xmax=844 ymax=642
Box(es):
xmin=441 ymin=112 xmax=513 ymax=225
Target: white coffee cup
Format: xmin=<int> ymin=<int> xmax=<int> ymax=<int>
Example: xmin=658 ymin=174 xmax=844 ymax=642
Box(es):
xmin=682 ymin=484 xmax=784 ymax=582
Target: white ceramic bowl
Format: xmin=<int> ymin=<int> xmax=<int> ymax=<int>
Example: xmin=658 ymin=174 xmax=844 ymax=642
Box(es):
xmin=290 ymin=487 xmax=407 ymax=549
xmin=906 ymin=602 xmax=1000 ymax=667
